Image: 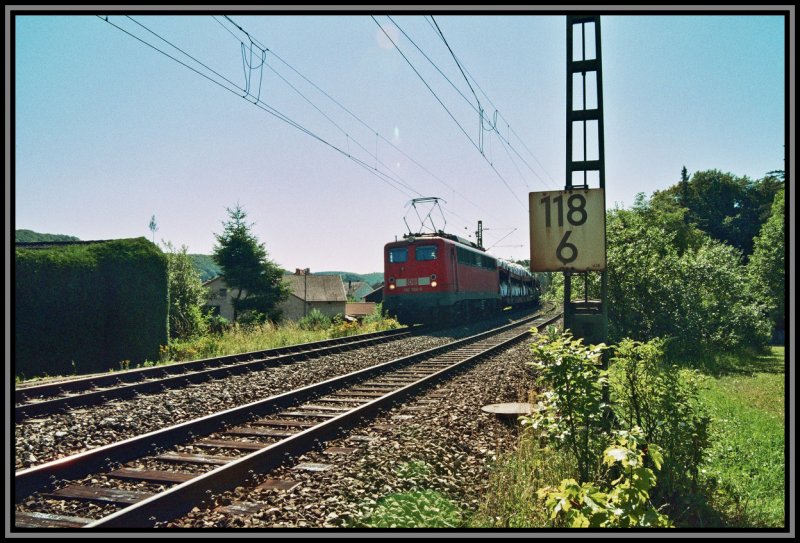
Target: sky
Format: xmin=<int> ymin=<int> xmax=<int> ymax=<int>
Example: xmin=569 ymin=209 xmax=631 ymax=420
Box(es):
xmin=12 ymin=8 xmax=788 ymax=274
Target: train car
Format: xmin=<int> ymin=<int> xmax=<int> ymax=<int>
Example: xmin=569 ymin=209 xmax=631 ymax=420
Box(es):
xmin=383 ymin=232 xmax=538 ymax=324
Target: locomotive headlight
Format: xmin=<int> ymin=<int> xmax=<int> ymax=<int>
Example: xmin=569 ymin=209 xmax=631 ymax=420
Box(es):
xmin=431 ymin=280 xmax=438 ymax=288
xmin=388 ymin=283 xmax=396 ymax=290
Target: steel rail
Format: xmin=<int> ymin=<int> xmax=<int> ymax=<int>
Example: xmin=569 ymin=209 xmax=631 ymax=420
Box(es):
xmin=15 ymin=311 xmax=550 ymax=503
xmin=15 ymin=327 xmax=418 ymax=421
xmin=86 ymin=311 xmax=561 ymax=528
xmin=15 ymin=309 xmax=560 ymax=528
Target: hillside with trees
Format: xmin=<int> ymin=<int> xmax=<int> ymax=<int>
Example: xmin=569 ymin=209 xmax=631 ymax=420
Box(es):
xmin=15 ymin=229 xmax=80 ymax=243
xmin=316 ymin=271 xmax=383 ymax=288
xmin=189 ymin=254 xmax=222 ymax=282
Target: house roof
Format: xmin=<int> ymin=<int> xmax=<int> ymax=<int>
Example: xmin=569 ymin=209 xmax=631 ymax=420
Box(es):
xmin=203 ymin=276 xmax=225 ymax=287
xmin=345 ymin=281 xmax=368 ymax=296
xmin=284 ymin=274 xmax=347 ymax=302
xmin=345 ymin=302 xmax=376 ymax=317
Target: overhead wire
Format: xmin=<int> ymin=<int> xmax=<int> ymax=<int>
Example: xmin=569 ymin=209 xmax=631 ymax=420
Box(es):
xmin=372 ymin=15 xmax=526 ymax=210
xmin=396 ymin=15 xmax=553 ymax=191
xmin=422 ymin=16 xmax=557 ymax=189
xmin=218 ymin=15 xmax=505 ymax=225
xmin=214 ymin=15 xmax=426 ymax=198
xmin=99 ymin=15 xmax=416 ymax=199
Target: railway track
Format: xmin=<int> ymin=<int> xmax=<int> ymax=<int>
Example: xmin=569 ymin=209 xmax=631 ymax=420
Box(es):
xmin=15 ymin=308 xmax=560 ymax=529
xmin=15 ymin=327 xmax=417 ymax=421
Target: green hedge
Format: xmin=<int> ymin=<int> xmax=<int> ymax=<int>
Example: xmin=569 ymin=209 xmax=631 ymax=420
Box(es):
xmin=15 ymin=238 xmax=168 ymax=377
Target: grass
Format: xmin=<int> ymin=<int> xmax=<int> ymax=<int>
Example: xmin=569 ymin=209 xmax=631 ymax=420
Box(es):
xmin=159 ymin=312 xmax=402 ymax=366
xmin=351 ymin=490 xmax=464 ymax=528
xmin=469 ymin=432 xmax=575 ymax=528
xmin=696 ymin=346 xmax=786 ymax=528
xmin=15 ymin=311 xmax=402 ymax=383
xmin=470 ymin=346 xmax=786 ymax=529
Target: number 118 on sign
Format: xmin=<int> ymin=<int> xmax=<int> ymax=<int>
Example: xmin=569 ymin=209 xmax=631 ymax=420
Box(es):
xmin=529 ymin=189 xmax=606 ymax=272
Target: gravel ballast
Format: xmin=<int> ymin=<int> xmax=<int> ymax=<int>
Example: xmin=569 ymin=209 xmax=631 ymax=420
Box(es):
xmin=15 ymin=314 xmax=536 ymax=472
xmin=164 ymin=339 xmax=539 ymax=529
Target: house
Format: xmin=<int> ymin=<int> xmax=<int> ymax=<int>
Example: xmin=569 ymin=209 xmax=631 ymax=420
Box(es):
xmin=203 ymin=276 xmax=237 ymax=321
xmin=281 ymin=270 xmax=347 ymax=321
xmin=364 ymin=282 xmax=384 ymax=303
xmin=345 ymin=302 xmax=377 ymax=321
xmin=345 ymin=280 xmax=375 ymax=301
xmin=204 ymin=270 xmax=348 ymax=322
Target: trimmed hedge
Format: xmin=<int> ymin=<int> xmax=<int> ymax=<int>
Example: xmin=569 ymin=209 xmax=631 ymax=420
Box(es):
xmin=15 ymin=238 xmax=168 ymax=377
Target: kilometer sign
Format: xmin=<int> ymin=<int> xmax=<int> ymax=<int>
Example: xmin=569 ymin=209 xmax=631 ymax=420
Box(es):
xmin=529 ymin=188 xmax=606 ymax=272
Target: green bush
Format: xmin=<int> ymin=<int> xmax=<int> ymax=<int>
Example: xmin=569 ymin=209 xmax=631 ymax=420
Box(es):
xmin=297 ymin=308 xmax=332 ymax=331
xmin=605 ymin=202 xmax=771 ymax=356
xmin=525 ymin=328 xmax=609 ymax=483
xmin=164 ymin=241 xmax=209 ymax=340
xmin=609 ymin=338 xmax=710 ymax=509
xmin=16 ymin=238 xmax=167 ymax=377
xmin=537 ymin=427 xmax=673 ymax=528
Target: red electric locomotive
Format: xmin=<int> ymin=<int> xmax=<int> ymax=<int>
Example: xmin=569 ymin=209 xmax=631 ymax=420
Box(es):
xmin=383 ymin=232 xmax=538 ymax=325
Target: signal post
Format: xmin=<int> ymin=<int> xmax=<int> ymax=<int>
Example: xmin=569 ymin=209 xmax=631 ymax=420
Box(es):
xmin=529 ymin=15 xmax=608 ymax=346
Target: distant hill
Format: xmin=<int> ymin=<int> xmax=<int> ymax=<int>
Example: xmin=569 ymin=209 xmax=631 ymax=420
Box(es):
xmin=15 ymin=229 xmax=80 ymax=243
xmin=189 ymin=254 xmax=222 ymax=282
xmin=316 ymin=271 xmax=383 ymax=288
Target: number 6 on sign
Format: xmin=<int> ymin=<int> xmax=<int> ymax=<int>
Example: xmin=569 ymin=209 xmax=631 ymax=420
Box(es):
xmin=529 ymin=188 xmax=606 ymax=272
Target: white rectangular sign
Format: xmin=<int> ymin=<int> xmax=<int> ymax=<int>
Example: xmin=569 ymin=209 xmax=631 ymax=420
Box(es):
xmin=529 ymin=188 xmax=606 ymax=272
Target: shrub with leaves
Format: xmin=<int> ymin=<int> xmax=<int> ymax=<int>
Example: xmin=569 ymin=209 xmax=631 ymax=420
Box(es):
xmin=297 ymin=308 xmax=332 ymax=331
xmin=524 ymin=328 xmax=609 ymax=483
xmin=538 ymin=427 xmax=673 ymax=528
xmin=609 ymin=338 xmax=710 ymax=505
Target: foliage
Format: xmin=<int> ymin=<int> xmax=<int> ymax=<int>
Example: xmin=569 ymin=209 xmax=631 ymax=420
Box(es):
xmin=747 ymin=189 xmax=785 ymax=335
xmin=352 ymin=490 xmax=463 ymax=528
xmin=609 ymin=338 xmax=710 ymax=508
xmin=524 ymin=328 xmax=609 ymax=483
xmin=363 ymin=303 xmax=399 ymax=328
xmin=537 ymin=427 xmax=673 ymax=528
xmin=160 ymin=313 xmax=402 ymax=364
xmin=164 ymin=241 xmax=209 ymax=340
xmin=652 ymin=169 xmax=783 ymax=258
xmin=15 ymin=238 xmax=168 ymax=377
xmin=189 ymin=254 xmax=223 ymax=282
xmin=605 ymin=198 xmax=770 ymax=356
xmin=212 ymin=203 xmax=290 ymax=322
xmin=316 ymin=271 xmax=384 ymax=288
xmin=470 ymin=433 xmax=575 ymax=528
xmin=148 ymin=215 xmax=158 ymax=243
xmin=297 ymin=308 xmax=332 ymax=331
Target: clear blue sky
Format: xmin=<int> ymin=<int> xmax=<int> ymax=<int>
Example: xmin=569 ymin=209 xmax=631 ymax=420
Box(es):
xmin=13 ymin=10 xmax=787 ymax=274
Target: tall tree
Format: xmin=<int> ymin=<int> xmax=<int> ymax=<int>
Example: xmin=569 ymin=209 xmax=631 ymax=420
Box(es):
xmin=652 ymin=169 xmax=783 ymax=258
xmin=212 ymin=204 xmax=289 ymax=322
xmin=748 ymin=189 xmax=785 ymax=334
xmin=149 ymin=215 xmax=158 ymax=244
xmin=678 ymin=165 xmax=690 ymax=210
xmin=164 ymin=241 xmax=209 ymax=339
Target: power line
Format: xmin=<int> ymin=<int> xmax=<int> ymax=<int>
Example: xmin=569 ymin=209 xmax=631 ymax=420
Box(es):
xmin=430 ymin=16 xmax=481 ymax=112
xmin=423 ymin=16 xmax=558 ymax=189
xmin=99 ymin=16 xmax=416 ymax=199
xmin=218 ymin=15 xmax=503 ymax=223
xmin=373 ymin=16 xmax=526 ymax=209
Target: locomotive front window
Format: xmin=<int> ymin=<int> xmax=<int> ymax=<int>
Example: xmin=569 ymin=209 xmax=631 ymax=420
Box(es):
xmin=415 ymin=245 xmax=437 ymax=261
xmin=388 ymin=247 xmax=408 ymax=263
